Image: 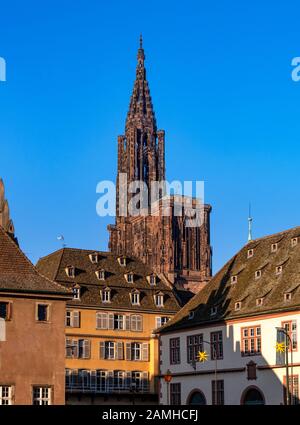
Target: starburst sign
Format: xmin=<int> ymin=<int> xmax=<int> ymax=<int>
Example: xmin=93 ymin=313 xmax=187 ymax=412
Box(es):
xmin=197 ymin=351 xmax=208 ymax=362
xmin=276 ymin=342 xmax=286 ymax=353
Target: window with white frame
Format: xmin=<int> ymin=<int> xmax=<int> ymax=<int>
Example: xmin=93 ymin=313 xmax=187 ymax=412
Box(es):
xmin=96 ymin=269 xmax=105 ymax=280
xmin=154 ymin=293 xmax=164 ymax=307
xmin=131 ymin=314 xmax=143 ymax=331
xmin=118 ymin=256 xmax=127 ymax=266
xmin=114 ymin=314 xmax=124 ymax=330
xmin=276 ymin=265 xmax=283 ymax=275
xmin=0 ymin=386 xmax=13 ymax=405
xmin=231 ymin=275 xmax=237 ymax=284
xmin=282 ymin=320 xmax=297 ymax=350
xmin=235 ymin=302 xmax=241 ymax=311
xmin=125 ymin=273 xmax=134 ymax=283
xmin=130 ymin=291 xmax=140 ymax=305
xmin=65 ymin=310 xmax=80 ymax=327
xmin=32 ymin=386 xmax=51 ymax=405
xmin=284 ymin=292 xmax=292 ymax=302
xmin=241 ymin=326 xmax=261 ymax=356
xmin=155 ymin=316 xmax=169 ymax=328
xmin=65 ymin=266 xmax=75 ymax=278
xmin=271 ymin=243 xmax=278 ymax=253
xmin=72 ymin=286 xmax=80 ymax=300
xmin=247 ymin=249 xmax=254 ymax=259
xmin=255 ymin=270 xmax=262 ymax=279
xmin=256 ymin=298 xmax=264 ymax=306
xmin=101 ymin=288 xmax=111 ymax=303
xmin=89 ymin=253 xmax=99 ymax=264
xmin=291 ymin=238 xmax=298 ymax=248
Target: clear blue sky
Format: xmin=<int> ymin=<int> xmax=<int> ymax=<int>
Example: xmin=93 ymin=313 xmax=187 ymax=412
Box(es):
xmin=0 ymin=0 xmax=299 ymax=273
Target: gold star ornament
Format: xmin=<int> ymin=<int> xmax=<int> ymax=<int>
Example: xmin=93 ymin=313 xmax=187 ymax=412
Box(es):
xmin=276 ymin=342 xmax=286 ymax=353
xmin=198 ymin=351 xmax=208 ymax=362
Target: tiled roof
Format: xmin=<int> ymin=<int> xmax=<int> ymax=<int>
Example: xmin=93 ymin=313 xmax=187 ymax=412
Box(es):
xmin=0 ymin=226 xmax=72 ymax=296
xmin=36 ymin=248 xmax=181 ymax=312
xmin=158 ymin=226 xmax=300 ymax=333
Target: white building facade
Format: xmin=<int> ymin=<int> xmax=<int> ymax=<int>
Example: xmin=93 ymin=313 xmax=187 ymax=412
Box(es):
xmin=158 ymin=226 xmax=300 ymax=405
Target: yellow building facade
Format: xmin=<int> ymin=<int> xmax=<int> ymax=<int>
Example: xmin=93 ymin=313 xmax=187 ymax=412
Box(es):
xmin=37 ymin=248 xmax=181 ymax=404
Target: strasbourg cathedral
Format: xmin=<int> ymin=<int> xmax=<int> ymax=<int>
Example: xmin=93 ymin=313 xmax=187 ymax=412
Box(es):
xmin=108 ymin=37 xmax=212 ymax=293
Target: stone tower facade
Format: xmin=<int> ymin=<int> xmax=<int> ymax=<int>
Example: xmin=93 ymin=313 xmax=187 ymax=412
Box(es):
xmin=108 ymin=37 xmax=212 ymax=293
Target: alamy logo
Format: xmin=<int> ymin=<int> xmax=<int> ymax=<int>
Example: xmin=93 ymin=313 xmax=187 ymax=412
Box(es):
xmin=0 ymin=56 xmax=6 ymax=82
xmin=291 ymin=56 xmax=300 ymax=82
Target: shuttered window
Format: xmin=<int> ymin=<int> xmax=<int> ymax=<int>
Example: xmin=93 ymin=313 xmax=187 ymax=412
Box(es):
xmin=78 ymin=339 xmax=91 ymax=359
xmin=131 ymin=315 xmax=143 ymax=331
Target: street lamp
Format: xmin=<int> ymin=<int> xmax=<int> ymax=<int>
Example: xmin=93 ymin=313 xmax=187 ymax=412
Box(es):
xmin=276 ymin=327 xmax=294 ymax=405
xmin=164 ymin=369 xmax=172 ymax=405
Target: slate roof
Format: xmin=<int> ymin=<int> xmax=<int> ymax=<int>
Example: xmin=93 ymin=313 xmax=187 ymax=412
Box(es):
xmin=158 ymin=226 xmax=300 ymax=333
xmin=36 ymin=248 xmax=181 ymax=312
xmin=0 ymin=226 xmax=72 ymax=297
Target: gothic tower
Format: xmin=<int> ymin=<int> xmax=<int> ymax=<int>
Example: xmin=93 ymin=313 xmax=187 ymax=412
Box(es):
xmin=108 ymin=38 xmax=212 ymax=293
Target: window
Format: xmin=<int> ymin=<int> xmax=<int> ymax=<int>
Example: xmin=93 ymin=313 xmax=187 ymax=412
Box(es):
xmin=114 ymin=314 xmax=124 ymax=330
xmin=271 ymin=243 xmax=278 ymax=253
xmin=148 ymin=274 xmax=156 ymax=286
xmin=32 ymin=387 xmax=51 ymax=405
xmin=256 ymin=298 xmax=264 ymax=306
xmin=276 ymin=266 xmax=283 ymax=275
xmin=65 ymin=266 xmax=75 ymax=278
xmin=170 ymin=383 xmax=181 ymax=405
xmin=65 ymin=310 xmax=80 ymax=327
xmin=0 ymin=386 xmax=13 ymax=405
xmin=155 ymin=316 xmax=169 ymax=329
xmin=78 ymin=339 xmax=91 ymax=359
xmin=99 ymin=341 xmax=124 ymax=360
xmin=255 ymin=270 xmax=262 ymax=279
xmin=125 ymin=273 xmax=134 ymax=283
xmin=212 ymin=380 xmax=224 ymax=405
xmin=187 ymin=334 xmax=203 ymax=364
xmin=235 ymin=302 xmax=241 ymax=311
xmin=283 ymin=375 xmax=299 ymax=405
xmin=291 ymin=238 xmax=298 ymax=248
xmin=126 ymin=342 xmax=148 ymax=361
xmin=154 ymin=293 xmax=164 ymax=307
xmin=101 ymin=288 xmax=111 ymax=303
xmin=282 ymin=321 xmax=297 ymax=351
xmin=131 ymin=315 xmax=143 ymax=331
xmin=130 ymin=291 xmax=140 ymax=305
xmin=0 ymin=302 xmax=11 ymax=320
xmin=170 ymin=337 xmax=180 ymax=365
xmin=72 ymin=287 xmax=80 ymax=300
xmin=89 ymin=253 xmax=99 ymax=263
xmin=118 ymin=256 xmax=127 ymax=266
xmin=231 ymin=275 xmax=237 ymax=284
xmin=241 ymin=326 xmax=261 ymax=356
xmin=96 ymin=269 xmax=105 ymax=280
xmin=37 ymin=304 xmax=49 ymax=322
xmin=247 ymin=249 xmax=254 ymax=258
xmin=210 ymin=306 xmax=218 ymax=316
xmin=284 ymin=293 xmax=292 ymax=302
xmin=210 ymin=331 xmax=223 ymax=360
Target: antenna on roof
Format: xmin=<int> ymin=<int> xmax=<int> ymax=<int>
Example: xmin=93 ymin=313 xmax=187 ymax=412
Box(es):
xmin=248 ymin=203 xmax=253 ymax=242
xmin=57 ymin=235 xmax=66 ymax=248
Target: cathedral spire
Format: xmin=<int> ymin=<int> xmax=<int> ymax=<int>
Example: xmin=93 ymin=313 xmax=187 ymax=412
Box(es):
xmin=126 ymin=36 xmax=156 ymax=131
xmin=0 ymin=178 xmax=15 ymax=238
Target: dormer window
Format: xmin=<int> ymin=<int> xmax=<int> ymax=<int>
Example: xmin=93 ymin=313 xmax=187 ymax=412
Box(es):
xmin=118 ymin=256 xmax=127 ymax=267
xmin=235 ymin=301 xmax=241 ymax=311
xmin=154 ymin=293 xmax=164 ymax=307
xmin=271 ymin=243 xmax=278 ymax=253
xmin=72 ymin=286 xmax=80 ymax=300
xmin=291 ymin=237 xmax=298 ymax=247
xmin=130 ymin=290 xmax=140 ymax=306
xmin=89 ymin=252 xmax=99 ymax=264
xmin=231 ymin=275 xmax=238 ymax=284
xmin=284 ymin=292 xmax=292 ymax=302
xmin=247 ymin=249 xmax=254 ymax=259
xmin=188 ymin=311 xmax=195 ymax=320
xmin=101 ymin=288 xmax=111 ymax=303
xmin=125 ymin=273 xmax=134 ymax=283
xmin=255 ymin=270 xmax=262 ymax=280
xmin=256 ymin=298 xmax=264 ymax=306
xmin=210 ymin=306 xmax=218 ymax=316
xmin=147 ymin=274 xmax=157 ymax=286
xmin=95 ymin=269 xmax=105 ymax=281
xmin=276 ymin=265 xmax=283 ymax=275
xmin=65 ymin=266 xmax=75 ymax=278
